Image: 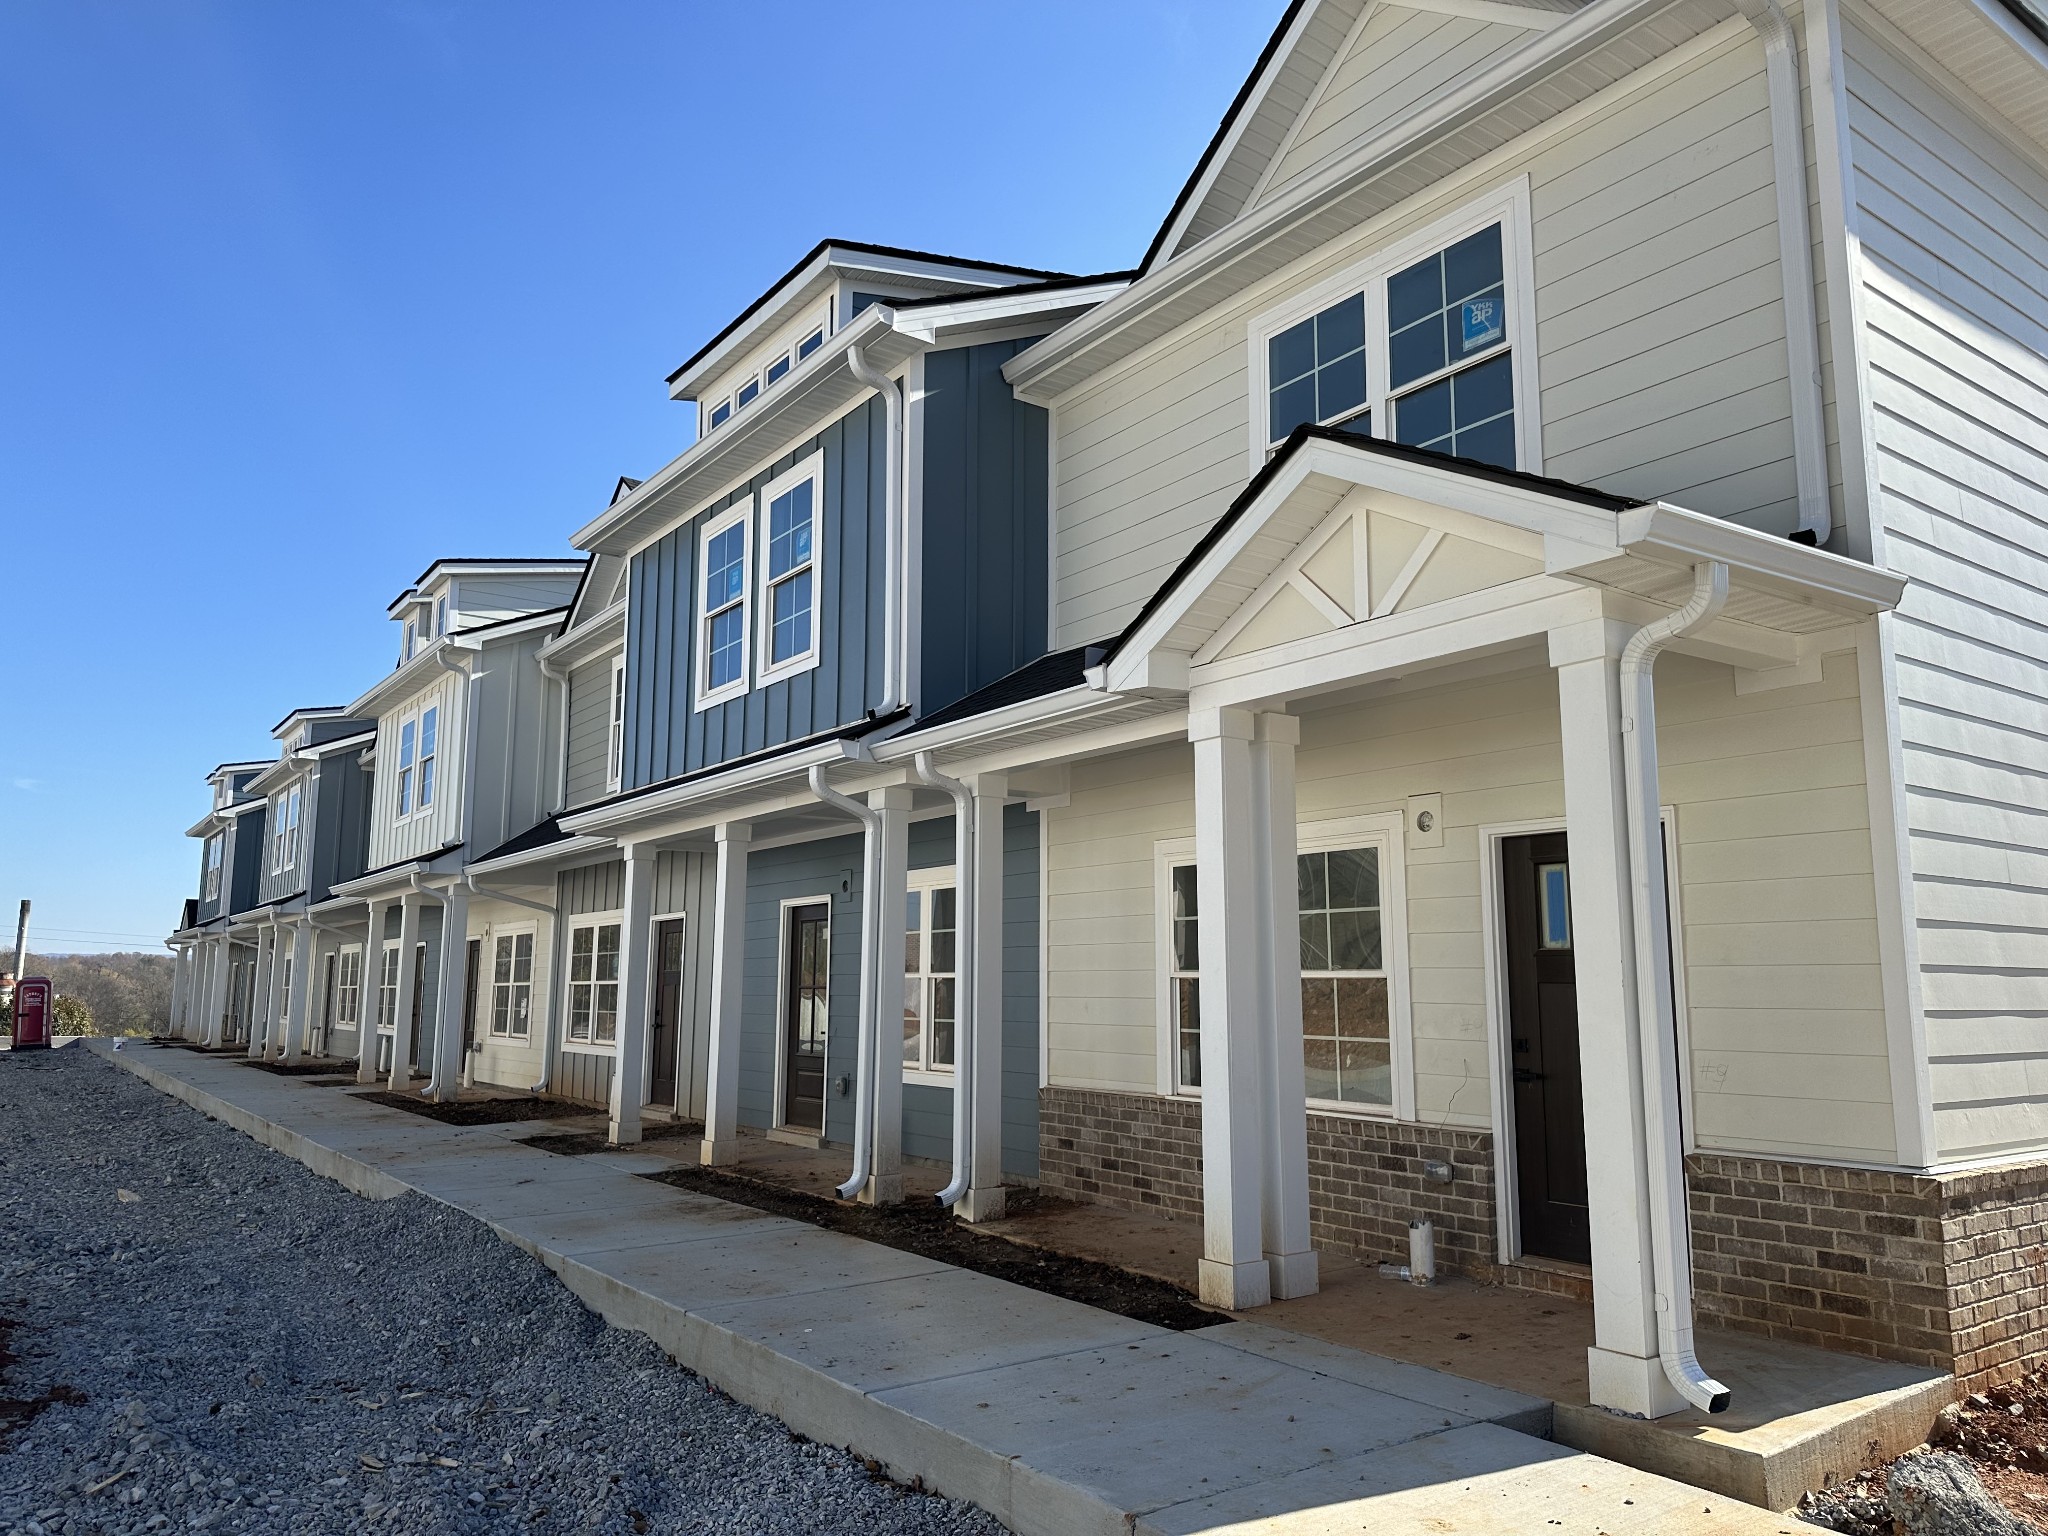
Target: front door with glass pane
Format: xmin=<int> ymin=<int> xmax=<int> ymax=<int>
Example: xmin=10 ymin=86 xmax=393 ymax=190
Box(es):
xmin=1501 ymin=832 xmax=1590 ymax=1265
xmin=781 ymin=904 xmax=830 ymax=1132
xmin=649 ymin=920 xmax=686 ymax=1107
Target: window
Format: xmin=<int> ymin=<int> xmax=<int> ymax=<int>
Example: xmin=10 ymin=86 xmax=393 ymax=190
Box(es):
xmin=765 ymin=352 xmax=791 ymax=385
xmin=903 ymin=876 xmax=957 ymax=1077
xmin=736 ymin=376 xmax=760 ymax=409
xmin=696 ymin=502 xmax=751 ymax=708
xmin=404 ymin=620 xmax=416 ymax=661
xmin=394 ymin=704 xmax=438 ymax=819
xmin=566 ymin=919 xmax=621 ymax=1046
xmin=606 ymin=655 xmax=627 ymax=790
xmin=758 ymin=456 xmax=821 ymax=681
xmin=797 ymin=326 xmax=824 ymax=360
xmin=1253 ymin=187 xmax=1529 ymax=474
xmin=278 ymin=954 xmax=294 ymax=1037
xmin=377 ymin=942 xmax=400 ymax=1033
xmin=490 ymin=930 xmax=535 ymax=1038
xmin=708 ymin=398 xmax=732 ymax=430
xmin=1167 ymin=864 xmax=1201 ymax=1091
xmin=270 ymin=785 xmax=301 ymax=874
xmin=397 ymin=717 xmax=416 ymax=817
xmin=434 ymin=596 xmax=447 ymax=638
xmin=417 ymin=705 xmax=438 ymax=809
xmin=203 ymin=834 xmax=223 ymax=901
xmin=335 ymin=945 xmax=363 ymax=1031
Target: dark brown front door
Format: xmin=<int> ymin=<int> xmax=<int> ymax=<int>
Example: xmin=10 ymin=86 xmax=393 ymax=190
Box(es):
xmin=1502 ymin=832 xmax=1590 ymax=1265
xmin=650 ymin=919 xmax=687 ymax=1107
xmin=462 ymin=938 xmax=481 ymax=1057
xmin=781 ymin=903 xmax=830 ymax=1132
xmin=409 ymin=942 xmax=426 ymax=1068
xmin=319 ymin=953 xmax=338 ymax=1057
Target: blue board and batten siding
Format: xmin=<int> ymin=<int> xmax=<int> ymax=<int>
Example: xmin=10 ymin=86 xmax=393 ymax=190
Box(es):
xmin=918 ymin=338 xmax=1050 ymax=718
xmin=228 ymin=810 xmax=266 ymax=917
xmin=311 ymin=746 xmax=373 ymax=903
xmin=622 ymin=399 xmax=887 ymax=789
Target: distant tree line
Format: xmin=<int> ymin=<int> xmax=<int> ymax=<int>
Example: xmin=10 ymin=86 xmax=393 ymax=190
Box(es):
xmin=2 ymin=951 xmax=173 ymax=1037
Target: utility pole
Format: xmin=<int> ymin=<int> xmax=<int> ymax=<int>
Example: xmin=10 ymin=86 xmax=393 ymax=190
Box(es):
xmin=11 ymin=899 xmax=27 ymax=986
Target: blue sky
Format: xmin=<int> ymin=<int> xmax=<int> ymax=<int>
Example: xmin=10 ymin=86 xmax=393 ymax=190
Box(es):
xmin=0 ymin=1 xmax=1281 ymax=956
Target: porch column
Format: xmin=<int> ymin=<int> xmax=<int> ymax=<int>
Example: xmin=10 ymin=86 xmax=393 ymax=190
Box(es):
xmin=357 ymin=899 xmax=391 ymax=1084
xmin=1253 ymin=712 xmax=1317 ymax=1299
xmin=1190 ymin=707 xmax=1272 ymax=1310
xmin=248 ymin=924 xmax=275 ymax=1057
xmin=699 ymin=822 xmax=751 ymax=1166
xmin=429 ymin=887 xmax=470 ymax=1101
xmin=167 ymin=946 xmax=188 ymax=1038
xmin=959 ymin=774 xmax=1009 ymax=1222
xmin=204 ymin=938 xmax=230 ymax=1047
xmin=607 ymin=844 xmax=657 ymax=1145
xmin=864 ymin=786 xmax=912 ymax=1206
xmin=389 ymin=893 xmax=424 ymax=1089
xmin=1551 ymin=619 xmax=1682 ymax=1419
xmin=281 ymin=921 xmax=314 ymax=1063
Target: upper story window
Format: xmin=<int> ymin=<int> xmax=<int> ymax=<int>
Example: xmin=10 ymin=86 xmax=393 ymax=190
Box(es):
xmin=270 ymin=785 xmax=302 ymax=874
xmin=203 ymin=833 xmax=224 ymax=901
xmin=708 ymin=399 xmax=732 ymax=430
xmin=796 ymin=325 xmax=824 ymax=361
xmin=433 ymin=595 xmax=448 ymax=638
xmin=758 ymin=454 xmax=822 ymax=684
xmin=403 ymin=620 xmax=417 ymax=662
xmin=700 ymin=308 xmax=834 ymax=436
xmin=696 ymin=499 xmax=752 ymax=710
xmin=606 ymin=655 xmax=626 ymax=791
xmin=395 ymin=703 xmax=438 ymax=819
xmin=1254 ymin=185 xmax=1531 ymax=476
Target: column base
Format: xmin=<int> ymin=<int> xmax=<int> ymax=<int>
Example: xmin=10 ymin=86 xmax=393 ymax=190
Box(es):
xmin=698 ymin=1137 xmax=740 ymax=1167
xmin=858 ymin=1174 xmax=904 ymax=1207
xmin=1199 ymin=1257 xmax=1273 ymax=1311
xmin=955 ymin=1185 xmax=1007 ymax=1223
xmin=1267 ymin=1247 xmax=1319 ymax=1300
xmin=1586 ymin=1346 xmax=1690 ymax=1419
xmin=608 ymin=1119 xmax=643 ymax=1148
xmin=355 ymin=1063 xmax=380 ymax=1086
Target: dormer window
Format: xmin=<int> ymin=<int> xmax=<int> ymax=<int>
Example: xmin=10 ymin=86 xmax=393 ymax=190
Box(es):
xmin=708 ymin=399 xmax=732 ymax=430
xmin=736 ymin=377 xmax=760 ymax=410
xmin=403 ymin=620 xmax=417 ymax=661
xmin=434 ymin=596 xmax=447 ymax=637
xmin=695 ymin=499 xmax=751 ymax=710
xmin=797 ymin=326 xmax=824 ymax=361
xmin=203 ymin=834 xmax=223 ymax=901
xmin=765 ymin=353 xmax=791 ymax=386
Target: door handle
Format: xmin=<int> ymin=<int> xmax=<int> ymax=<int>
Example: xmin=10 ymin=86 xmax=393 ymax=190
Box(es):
xmin=1513 ymin=1067 xmax=1544 ymax=1084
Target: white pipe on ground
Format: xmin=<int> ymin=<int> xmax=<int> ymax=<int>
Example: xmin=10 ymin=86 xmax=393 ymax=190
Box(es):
xmin=913 ymin=752 xmax=975 ymax=1210
xmin=1621 ymin=560 xmax=1733 ymax=1415
xmin=808 ymin=763 xmax=883 ymax=1201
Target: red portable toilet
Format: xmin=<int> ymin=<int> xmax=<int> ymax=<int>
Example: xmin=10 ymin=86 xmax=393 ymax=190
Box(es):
xmin=12 ymin=976 xmax=51 ymax=1049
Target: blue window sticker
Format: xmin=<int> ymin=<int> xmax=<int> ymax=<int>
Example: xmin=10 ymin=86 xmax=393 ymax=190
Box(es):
xmin=1461 ymin=294 xmax=1505 ymax=354
xmin=1538 ymin=862 xmax=1571 ymax=950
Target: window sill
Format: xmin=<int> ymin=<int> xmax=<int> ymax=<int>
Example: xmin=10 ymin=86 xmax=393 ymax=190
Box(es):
xmin=904 ymin=1067 xmax=956 ymax=1089
xmin=757 ymin=649 xmax=822 ymax=689
xmin=561 ymin=1040 xmax=617 ymax=1057
xmin=693 ymin=682 xmax=747 ymax=715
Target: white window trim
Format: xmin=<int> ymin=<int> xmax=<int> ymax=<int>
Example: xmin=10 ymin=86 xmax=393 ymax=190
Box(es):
xmin=376 ymin=940 xmax=401 ymax=1035
xmin=1244 ymin=177 xmax=1541 ymax=480
xmin=772 ymin=892 xmax=836 ymax=1131
xmin=334 ymin=943 xmax=364 ymax=1031
xmin=271 ymin=785 xmax=302 ymax=875
xmin=392 ymin=701 xmax=441 ymax=821
xmin=756 ymin=451 xmax=825 ymax=688
xmin=487 ymin=921 xmax=539 ymax=1042
xmin=561 ymin=910 xmax=625 ymax=1055
xmin=1153 ymin=811 xmax=1413 ymax=1121
xmin=203 ymin=835 xmax=223 ymax=901
xmin=698 ymin=303 xmax=835 ymax=439
xmin=694 ymin=497 xmax=753 ymax=712
xmin=606 ymin=654 xmax=627 ymax=792
xmin=903 ymin=864 xmax=958 ymax=1088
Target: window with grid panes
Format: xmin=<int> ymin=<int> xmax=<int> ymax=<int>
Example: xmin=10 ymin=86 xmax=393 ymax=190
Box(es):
xmin=567 ymin=920 xmax=620 ymax=1045
xmin=1297 ymin=846 xmax=1391 ymax=1108
xmin=1168 ymin=864 xmax=1201 ymax=1091
xmin=763 ymin=476 xmax=816 ymax=671
xmin=701 ymin=517 xmax=748 ymax=696
xmin=490 ymin=931 xmax=534 ymax=1038
xmin=903 ymin=883 xmax=957 ymax=1073
xmin=1388 ymin=225 xmax=1514 ymax=467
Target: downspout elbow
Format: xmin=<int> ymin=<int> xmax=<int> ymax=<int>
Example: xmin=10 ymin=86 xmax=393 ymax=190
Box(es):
xmin=912 ymin=752 xmax=975 ymax=1210
xmin=846 ymin=344 xmax=905 ymax=714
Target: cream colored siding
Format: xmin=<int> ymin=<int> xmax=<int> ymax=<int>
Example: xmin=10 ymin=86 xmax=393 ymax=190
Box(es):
xmin=364 ymin=672 xmax=462 ymax=870
xmin=1044 ymin=653 xmax=1892 ymax=1162
xmin=450 ymin=575 xmax=579 ymax=627
xmin=464 ymin=898 xmax=554 ymax=1092
xmin=1845 ymin=21 xmax=2048 ymax=1161
xmin=1052 ymin=29 xmax=1800 ymax=647
xmin=563 ymin=656 xmax=616 ymax=810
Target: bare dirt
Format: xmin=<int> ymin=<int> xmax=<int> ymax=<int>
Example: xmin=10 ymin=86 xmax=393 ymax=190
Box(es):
xmin=349 ymin=1089 xmax=568 ymax=1126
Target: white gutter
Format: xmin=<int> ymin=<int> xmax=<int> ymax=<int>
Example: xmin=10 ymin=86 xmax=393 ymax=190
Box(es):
xmin=845 ymin=344 xmax=905 ymax=714
xmin=1734 ymin=0 xmax=1830 ymax=546
xmin=1621 ymin=560 xmax=1733 ymax=1415
xmin=808 ymin=762 xmax=884 ymax=1201
xmin=913 ymin=752 xmax=976 ymax=1209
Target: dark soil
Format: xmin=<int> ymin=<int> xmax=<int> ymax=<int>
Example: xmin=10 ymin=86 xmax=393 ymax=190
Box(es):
xmin=350 ymin=1091 xmax=569 ymax=1127
xmin=643 ymin=1166 xmax=1227 ymax=1332
xmin=518 ymin=1120 xmax=704 ymax=1156
xmin=240 ymin=1058 xmax=354 ymax=1077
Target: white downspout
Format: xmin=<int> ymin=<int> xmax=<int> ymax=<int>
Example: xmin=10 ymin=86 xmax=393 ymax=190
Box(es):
xmin=1621 ymin=560 xmax=1733 ymax=1415
xmin=845 ymin=345 xmax=905 ymax=712
xmin=433 ymin=642 xmax=479 ymax=851
xmin=913 ymin=752 xmax=975 ymax=1210
xmin=1736 ymin=0 xmax=1831 ymax=546
xmin=809 ymin=763 xmax=883 ymax=1201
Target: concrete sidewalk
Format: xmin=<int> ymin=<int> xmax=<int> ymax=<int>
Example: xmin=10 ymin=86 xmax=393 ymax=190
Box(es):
xmin=101 ymin=1043 xmax=1811 ymax=1536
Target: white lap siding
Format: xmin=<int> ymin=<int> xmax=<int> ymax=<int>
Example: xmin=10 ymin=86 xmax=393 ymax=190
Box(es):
xmin=1051 ymin=26 xmax=1800 ymax=647
xmin=1845 ymin=19 xmax=2048 ymax=1161
xmin=464 ymin=897 xmax=555 ymax=1093
xmin=1043 ymin=652 xmax=1894 ymax=1163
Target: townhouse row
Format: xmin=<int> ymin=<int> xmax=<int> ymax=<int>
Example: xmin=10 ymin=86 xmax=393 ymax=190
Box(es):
xmin=172 ymin=0 xmax=2048 ymax=1421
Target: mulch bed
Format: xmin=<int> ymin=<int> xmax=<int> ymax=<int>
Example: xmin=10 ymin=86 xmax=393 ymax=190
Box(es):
xmin=643 ymin=1169 xmax=1225 ymax=1332
xmin=240 ymin=1058 xmax=354 ymax=1077
xmin=519 ymin=1120 xmax=704 ymax=1157
xmin=350 ymin=1091 xmax=569 ymax=1127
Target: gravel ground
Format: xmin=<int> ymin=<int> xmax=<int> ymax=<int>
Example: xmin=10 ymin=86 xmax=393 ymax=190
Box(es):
xmin=0 ymin=1045 xmax=1005 ymax=1536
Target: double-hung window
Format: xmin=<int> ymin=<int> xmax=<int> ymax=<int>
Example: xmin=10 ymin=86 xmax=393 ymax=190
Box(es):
xmin=697 ymin=501 xmax=751 ymax=709
xmin=395 ymin=704 xmax=438 ymax=818
xmin=272 ymin=785 xmax=301 ymax=873
xmin=377 ymin=942 xmax=400 ymax=1033
xmin=417 ymin=705 xmax=438 ymax=809
xmin=490 ymin=930 xmax=535 ymax=1039
xmin=606 ymin=655 xmax=627 ymax=791
xmin=1167 ymin=864 xmax=1201 ymax=1090
xmin=566 ymin=919 xmax=621 ymax=1046
xmin=335 ymin=945 xmax=363 ymax=1031
xmin=433 ymin=596 xmax=447 ymax=638
xmin=203 ymin=834 xmax=223 ymax=901
xmin=758 ymin=455 xmax=821 ymax=682
xmin=397 ymin=717 xmax=417 ymax=817
xmin=903 ymin=874 xmax=958 ymax=1078
xmin=1255 ymin=188 xmax=1529 ymax=474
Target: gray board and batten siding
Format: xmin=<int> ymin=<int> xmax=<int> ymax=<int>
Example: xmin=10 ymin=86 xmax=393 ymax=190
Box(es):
xmin=564 ymin=654 xmax=618 ymax=812
xmin=467 ymin=629 xmax=562 ymax=858
xmin=310 ymin=744 xmax=374 ymax=903
xmin=919 ymin=337 xmax=1052 ymax=717
xmin=227 ymin=808 xmax=266 ymax=917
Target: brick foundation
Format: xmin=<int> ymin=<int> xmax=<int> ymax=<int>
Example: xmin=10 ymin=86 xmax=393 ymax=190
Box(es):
xmin=1042 ymin=1085 xmax=2048 ymax=1389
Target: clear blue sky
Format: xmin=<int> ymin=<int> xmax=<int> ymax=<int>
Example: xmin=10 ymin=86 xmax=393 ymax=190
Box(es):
xmin=0 ymin=1 xmax=1281 ymax=957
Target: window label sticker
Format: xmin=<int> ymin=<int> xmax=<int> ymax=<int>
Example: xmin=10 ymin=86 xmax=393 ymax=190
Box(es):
xmin=1461 ymin=296 xmax=1504 ymax=353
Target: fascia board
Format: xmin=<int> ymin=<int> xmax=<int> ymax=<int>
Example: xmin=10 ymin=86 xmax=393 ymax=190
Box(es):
xmin=345 ymin=637 xmax=463 ymax=721
xmin=560 ymin=737 xmax=866 ymax=837
xmin=302 ymin=729 xmax=376 ymax=759
xmin=1619 ymin=504 xmax=1908 ymax=612
xmin=184 ymin=814 xmax=222 ymax=839
xmin=573 ymin=309 xmax=916 ymax=558
xmin=1007 ymin=0 xmax=1684 ymax=403
xmin=537 ymin=600 xmax=627 ymax=667
xmin=465 ymin=834 xmax=612 ymax=876
xmin=221 ymin=799 xmax=268 ymax=818
xmin=869 ymin=687 xmax=1128 ymax=759
xmin=891 ymin=282 xmax=1133 ymax=344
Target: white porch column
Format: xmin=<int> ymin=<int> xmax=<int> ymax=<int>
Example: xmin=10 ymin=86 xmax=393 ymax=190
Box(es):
xmin=699 ymin=822 xmax=751 ymax=1166
xmin=607 ymin=845 xmax=657 ymax=1145
xmin=281 ymin=921 xmax=314 ymax=1063
xmin=357 ymin=900 xmax=391 ymax=1084
xmin=864 ymin=786 xmax=912 ymax=1206
xmin=388 ymin=893 xmax=424 ymax=1089
xmin=1253 ymin=712 xmax=1318 ymax=1299
xmin=1551 ymin=620 xmax=1682 ymax=1419
xmin=167 ymin=946 xmax=189 ymax=1038
xmin=959 ymin=774 xmax=1010 ymax=1222
xmin=429 ymin=887 xmax=470 ymax=1101
xmin=1190 ymin=706 xmax=1272 ymax=1310
xmin=204 ymin=938 xmax=230 ymax=1048
xmin=248 ymin=925 xmax=275 ymax=1057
